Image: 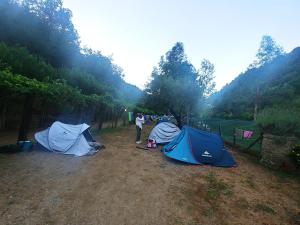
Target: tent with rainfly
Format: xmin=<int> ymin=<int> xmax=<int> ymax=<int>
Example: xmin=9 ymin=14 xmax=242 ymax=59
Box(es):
xmin=148 ymin=122 xmax=181 ymax=144
xmin=163 ymin=126 xmax=236 ymax=167
xmin=35 ymin=121 xmax=102 ymax=156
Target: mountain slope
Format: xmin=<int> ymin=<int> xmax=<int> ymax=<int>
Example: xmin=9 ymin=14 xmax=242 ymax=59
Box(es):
xmin=210 ymin=47 xmax=300 ymax=119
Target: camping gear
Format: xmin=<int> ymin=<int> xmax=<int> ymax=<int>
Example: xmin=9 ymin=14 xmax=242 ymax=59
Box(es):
xmin=147 ymin=139 xmax=157 ymax=148
xmin=128 ymin=112 xmax=134 ymax=122
xmin=148 ymin=122 xmax=181 ymax=144
xmin=243 ymin=130 xmax=253 ymax=139
xmin=18 ymin=140 xmax=33 ymax=152
xmin=234 ymin=128 xmax=254 ymax=140
xmin=35 ymin=121 xmax=103 ymax=156
xmin=156 ymin=115 xmax=170 ymax=124
xmin=163 ymin=126 xmax=236 ymax=167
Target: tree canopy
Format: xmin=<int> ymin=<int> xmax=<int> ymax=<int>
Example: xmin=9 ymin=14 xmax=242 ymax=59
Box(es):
xmin=0 ymin=0 xmax=145 ymax=141
xmin=249 ymin=35 xmax=285 ymax=69
xmin=209 ymin=35 xmax=300 ymax=120
xmin=145 ymin=42 xmax=215 ymax=127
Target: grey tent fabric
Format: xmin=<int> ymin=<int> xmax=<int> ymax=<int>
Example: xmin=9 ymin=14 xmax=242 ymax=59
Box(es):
xmin=148 ymin=122 xmax=181 ymax=144
xmin=35 ymin=121 xmax=102 ymax=156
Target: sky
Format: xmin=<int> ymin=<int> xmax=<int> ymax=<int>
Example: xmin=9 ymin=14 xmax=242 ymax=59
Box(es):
xmin=63 ymin=0 xmax=300 ymax=90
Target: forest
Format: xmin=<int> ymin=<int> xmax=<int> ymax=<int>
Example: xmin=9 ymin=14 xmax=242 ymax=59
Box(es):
xmin=208 ymin=36 xmax=300 ymax=137
xmin=0 ymin=0 xmax=146 ymax=142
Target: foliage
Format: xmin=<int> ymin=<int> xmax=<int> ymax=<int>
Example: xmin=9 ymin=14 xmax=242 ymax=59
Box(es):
xmin=0 ymin=1 xmax=142 ymax=107
xmin=210 ymin=37 xmax=300 ymax=120
xmin=204 ymin=172 xmax=233 ymax=203
xmin=249 ymin=35 xmax=285 ymax=69
xmin=254 ymin=203 xmax=276 ymax=214
xmin=289 ymin=145 xmax=300 ymax=167
xmin=0 ymin=0 xmax=145 ymax=142
xmin=0 ymin=0 xmax=80 ymax=67
xmin=256 ymin=108 xmax=300 ymax=136
xmin=132 ymin=105 xmax=155 ymax=115
xmin=199 ymin=59 xmax=216 ymax=96
xmin=0 ymin=70 xmax=121 ymax=115
xmin=145 ymin=42 xmax=215 ymax=127
xmin=0 ymin=42 xmax=58 ymax=81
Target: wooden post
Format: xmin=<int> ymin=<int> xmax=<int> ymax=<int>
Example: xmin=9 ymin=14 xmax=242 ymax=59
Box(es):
xmin=254 ymin=84 xmax=260 ymax=121
xmin=233 ymin=128 xmax=236 ymax=146
xmin=18 ymin=95 xmax=35 ymax=142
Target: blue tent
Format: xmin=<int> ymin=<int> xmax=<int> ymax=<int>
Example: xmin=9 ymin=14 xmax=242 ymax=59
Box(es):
xmin=163 ymin=126 xmax=236 ymax=167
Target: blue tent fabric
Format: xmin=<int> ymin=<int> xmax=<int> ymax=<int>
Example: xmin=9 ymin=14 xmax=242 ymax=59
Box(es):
xmin=163 ymin=126 xmax=236 ymax=167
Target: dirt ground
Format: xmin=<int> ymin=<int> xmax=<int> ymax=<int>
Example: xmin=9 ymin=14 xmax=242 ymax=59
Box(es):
xmin=0 ymin=124 xmax=300 ymax=225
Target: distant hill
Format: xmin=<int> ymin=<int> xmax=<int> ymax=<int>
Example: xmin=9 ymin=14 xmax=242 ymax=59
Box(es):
xmin=209 ymin=47 xmax=300 ymax=119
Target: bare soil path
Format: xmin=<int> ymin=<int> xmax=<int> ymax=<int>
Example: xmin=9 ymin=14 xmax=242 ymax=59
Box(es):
xmin=0 ymin=125 xmax=299 ymax=225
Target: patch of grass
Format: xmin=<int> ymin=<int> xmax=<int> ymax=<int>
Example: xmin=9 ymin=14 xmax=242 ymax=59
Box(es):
xmin=235 ymin=198 xmax=249 ymax=209
xmin=284 ymin=207 xmax=300 ymax=225
xmin=202 ymin=207 xmax=215 ymax=218
xmin=254 ymin=203 xmax=276 ymax=214
xmin=204 ymin=172 xmax=233 ymax=203
xmin=245 ymin=175 xmax=256 ymax=188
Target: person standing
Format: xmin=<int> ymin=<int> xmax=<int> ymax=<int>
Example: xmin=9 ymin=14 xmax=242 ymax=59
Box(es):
xmin=135 ymin=113 xmax=144 ymax=144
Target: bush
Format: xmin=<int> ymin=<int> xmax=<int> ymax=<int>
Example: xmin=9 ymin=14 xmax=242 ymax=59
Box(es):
xmin=256 ymin=108 xmax=300 ymax=136
xmin=290 ymin=145 xmax=300 ymax=167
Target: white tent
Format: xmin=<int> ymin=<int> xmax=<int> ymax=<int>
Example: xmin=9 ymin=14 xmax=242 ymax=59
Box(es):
xmin=148 ymin=122 xmax=181 ymax=144
xmin=35 ymin=121 xmax=98 ymax=156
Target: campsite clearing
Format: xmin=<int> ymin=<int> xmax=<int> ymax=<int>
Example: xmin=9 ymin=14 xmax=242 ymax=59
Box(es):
xmin=0 ymin=125 xmax=300 ymax=225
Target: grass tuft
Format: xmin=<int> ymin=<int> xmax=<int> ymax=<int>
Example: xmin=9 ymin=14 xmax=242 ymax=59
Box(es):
xmin=204 ymin=172 xmax=233 ymax=203
xmin=254 ymin=203 xmax=276 ymax=214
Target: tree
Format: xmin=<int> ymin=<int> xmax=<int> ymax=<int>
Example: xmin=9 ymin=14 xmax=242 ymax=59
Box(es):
xmin=249 ymin=35 xmax=285 ymax=69
xmin=145 ymin=42 xmax=215 ymax=127
xmin=199 ymin=59 xmax=216 ymax=96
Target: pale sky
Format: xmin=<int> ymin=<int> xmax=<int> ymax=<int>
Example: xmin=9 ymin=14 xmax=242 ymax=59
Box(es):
xmin=63 ymin=0 xmax=300 ymax=90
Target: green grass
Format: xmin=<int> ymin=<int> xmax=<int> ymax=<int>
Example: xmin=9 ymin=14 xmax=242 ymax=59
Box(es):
xmin=254 ymin=203 xmax=276 ymax=214
xmin=204 ymin=172 xmax=233 ymax=203
xmin=235 ymin=198 xmax=250 ymax=209
xmin=244 ymin=175 xmax=256 ymax=188
xmin=199 ymin=118 xmax=262 ymax=153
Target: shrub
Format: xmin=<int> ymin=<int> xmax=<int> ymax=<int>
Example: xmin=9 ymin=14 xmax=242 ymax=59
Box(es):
xmin=256 ymin=108 xmax=300 ymax=137
xmin=290 ymin=145 xmax=300 ymax=167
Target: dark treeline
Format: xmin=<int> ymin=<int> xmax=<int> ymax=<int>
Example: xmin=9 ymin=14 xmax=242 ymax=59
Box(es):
xmin=0 ymin=0 xmax=144 ymax=142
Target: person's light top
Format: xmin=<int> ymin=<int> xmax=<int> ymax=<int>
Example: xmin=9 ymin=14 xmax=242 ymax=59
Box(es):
xmin=136 ymin=116 xmax=145 ymax=129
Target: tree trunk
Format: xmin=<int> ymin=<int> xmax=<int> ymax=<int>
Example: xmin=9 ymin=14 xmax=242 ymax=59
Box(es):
xmin=170 ymin=109 xmax=182 ymax=128
xmin=98 ymin=108 xmax=105 ymax=131
xmin=0 ymin=101 xmax=7 ymax=131
xmin=123 ymin=111 xmax=126 ymax=126
xmin=114 ymin=109 xmax=123 ymax=128
xmin=18 ymin=95 xmax=35 ymax=142
xmin=38 ymin=100 xmax=47 ymax=128
xmin=111 ymin=109 xmax=114 ymax=128
xmin=254 ymin=85 xmax=260 ymax=121
xmin=186 ymin=106 xmax=190 ymax=126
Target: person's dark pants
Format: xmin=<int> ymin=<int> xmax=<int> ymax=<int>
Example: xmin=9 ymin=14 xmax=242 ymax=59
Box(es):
xmin=136 ymin=126 xmax=141 ymax=142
